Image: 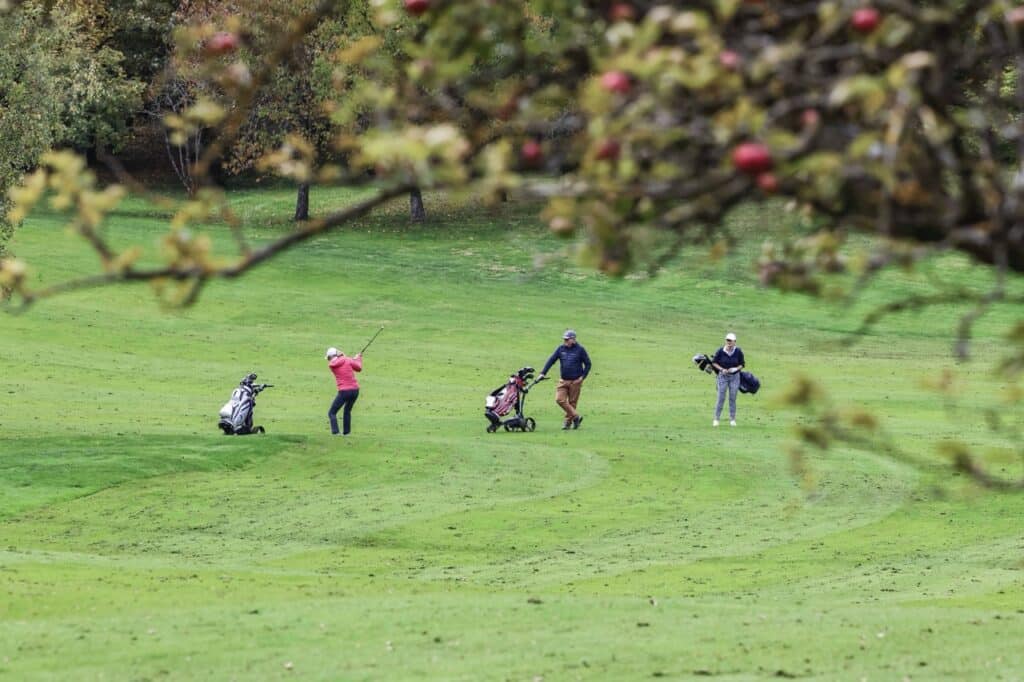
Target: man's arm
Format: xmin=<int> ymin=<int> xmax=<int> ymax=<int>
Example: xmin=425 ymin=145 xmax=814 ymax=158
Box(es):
xmin=539 ymin=347 xmax=560 ymax=378
xmin=580 ymin=347 xmax=591 ymax=379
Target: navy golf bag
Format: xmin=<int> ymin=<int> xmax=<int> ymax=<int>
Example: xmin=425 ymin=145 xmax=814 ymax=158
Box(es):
xmin=218 ymin=373 xmax=273 ymax=435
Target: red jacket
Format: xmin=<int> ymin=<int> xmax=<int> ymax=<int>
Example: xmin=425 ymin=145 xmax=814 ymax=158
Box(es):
xmin=328 ymin=354 xmax=362 ymax=391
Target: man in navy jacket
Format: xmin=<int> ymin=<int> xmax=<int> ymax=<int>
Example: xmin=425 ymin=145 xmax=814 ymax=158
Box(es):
xmin=711 ymin=332 xmax=745 ymax=426
xmin=538 ymin=329 xmax=592 ymax=430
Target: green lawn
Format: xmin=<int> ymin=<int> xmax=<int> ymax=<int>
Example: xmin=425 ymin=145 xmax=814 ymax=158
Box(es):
xmin=1 ymin=187 xmax=1022 ymax=680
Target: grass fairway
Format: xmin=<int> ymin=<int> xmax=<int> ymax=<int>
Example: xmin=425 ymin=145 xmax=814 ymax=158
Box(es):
xmin=2 ymin=187 xmax=1023 ymax=681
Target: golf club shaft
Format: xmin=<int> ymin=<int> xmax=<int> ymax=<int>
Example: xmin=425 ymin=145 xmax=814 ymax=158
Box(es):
xmin=359 ymin=326 xmax=384 ymax=354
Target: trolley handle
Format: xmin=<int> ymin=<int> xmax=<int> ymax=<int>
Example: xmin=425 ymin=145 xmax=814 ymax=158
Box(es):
xmin=525 ymin=376 xmax=548 ymax=391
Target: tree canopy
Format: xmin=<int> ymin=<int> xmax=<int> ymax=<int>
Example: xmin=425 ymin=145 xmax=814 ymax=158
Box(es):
xmin=6 ymin=1 xmax=1023 ymax=290
xmin=0 ymin=0 xmax=148 ymax=257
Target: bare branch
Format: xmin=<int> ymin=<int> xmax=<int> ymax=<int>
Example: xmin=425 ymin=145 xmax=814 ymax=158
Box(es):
xmin=11 ymin=183 xmax=410 ymax=310
xmin=954 ymin=453 xmax=1024 ymax=492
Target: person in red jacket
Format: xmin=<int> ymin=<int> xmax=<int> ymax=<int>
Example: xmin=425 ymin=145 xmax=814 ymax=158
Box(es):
xmin=325 ymin=346 xmax=362 ymax=435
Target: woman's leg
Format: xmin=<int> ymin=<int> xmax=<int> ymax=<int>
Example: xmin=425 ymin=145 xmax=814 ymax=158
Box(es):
xmin=714 ymin=374 xmax=728 ymax=420
xmin=728 ymin=374 xmax=739 ymax=420
xmin=328 ymin=391 xmax=345 ymax=434
xmin=341 ymin=389 xmax=359 ymax=435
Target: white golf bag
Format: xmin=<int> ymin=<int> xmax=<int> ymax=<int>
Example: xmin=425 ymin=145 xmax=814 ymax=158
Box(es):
xmin=218 ymin=373 xmax=272 ymax=435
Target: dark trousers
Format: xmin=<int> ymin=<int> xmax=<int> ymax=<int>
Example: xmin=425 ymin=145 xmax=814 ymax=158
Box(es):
xmin=328 ymin=389 xmax=359 ymax=434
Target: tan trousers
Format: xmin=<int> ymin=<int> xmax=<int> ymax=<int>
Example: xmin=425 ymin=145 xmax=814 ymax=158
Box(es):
xmin=555 ymin=378 xmax=582 ymax=422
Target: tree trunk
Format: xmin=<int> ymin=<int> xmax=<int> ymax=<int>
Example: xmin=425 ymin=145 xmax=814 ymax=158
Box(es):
xmin=294 ymin=182 xmax=310 ymax=221
xmin=409 ymin=187 xmax=426 ymax=223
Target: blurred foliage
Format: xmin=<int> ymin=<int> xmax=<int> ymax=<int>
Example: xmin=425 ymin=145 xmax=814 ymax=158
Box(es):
xmin=5 ymin=0 xmax=1023 ymax=309
xmin=780 ymin=322 xmax=1024 ymax=492
xmin=165 ymin=0 xmax=368 ymax=176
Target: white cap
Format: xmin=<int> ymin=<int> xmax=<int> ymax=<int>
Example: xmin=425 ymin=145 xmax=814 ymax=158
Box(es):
xmin=325 ymin=347 xmax=340 ymax=359
xmin=725 ymin=333 xmax=737 ymax=341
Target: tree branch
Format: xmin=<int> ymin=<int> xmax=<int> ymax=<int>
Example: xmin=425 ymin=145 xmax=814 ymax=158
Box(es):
xmin=11 ymin=182 xmax=411 ymax=310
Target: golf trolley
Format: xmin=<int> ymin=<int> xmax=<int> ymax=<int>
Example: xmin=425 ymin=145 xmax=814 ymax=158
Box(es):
xmin=218 ymin=373 xmax=274 ymax=435
xmin=484 ymin=366 xmax=547 ymax=433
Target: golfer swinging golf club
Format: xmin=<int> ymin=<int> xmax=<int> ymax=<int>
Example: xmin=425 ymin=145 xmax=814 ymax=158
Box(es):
xmin=712 ymin=332 xmax=745 ymax=427
xmin=325 ymin=346 xmax=362 ymax=436
xmin=537 ymin=329 xmax=592 ymax=430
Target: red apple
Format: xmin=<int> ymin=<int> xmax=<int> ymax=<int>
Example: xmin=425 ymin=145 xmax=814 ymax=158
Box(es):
xmin=801 ymin=108 xmax=820 ymax=129
xmin=600 ymin=70 xmax=632 ymax=94
xmin=851 ymin=7 xmax=881 ymax=34
xmin=404 ymin=0 xmax=430 ymax=16
xmin=609 ymin=3 xmax=636 ymax=22
xmin=732 ymin=142 xmax=773 ymax=175
xmin=595 ymin=139 xmax=621 ymax=161
xmin=521 ymin=140 xmax=543 ymax=167
xmin=206 ymin=32 xmax=239 ymax=55
xmin=756 ymin=172 xmax=779 ymax=194
xmin=719 ymin=50 xmax=742 ymax=71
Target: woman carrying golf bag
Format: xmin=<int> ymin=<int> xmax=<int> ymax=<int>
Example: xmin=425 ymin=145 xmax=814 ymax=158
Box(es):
xmin=711 ymin=332 xmax=745 ymax=427
xmin=326 ymin=347 xmax=362 ymax=435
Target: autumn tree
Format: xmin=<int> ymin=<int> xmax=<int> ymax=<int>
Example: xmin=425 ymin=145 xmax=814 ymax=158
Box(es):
xmin=0 ymin=7 xmax=60 ymax=259
xmin=224 ymin=1 xmax=371 ymax=221
xmin=0 ymin=1 xmax=143 ymax=257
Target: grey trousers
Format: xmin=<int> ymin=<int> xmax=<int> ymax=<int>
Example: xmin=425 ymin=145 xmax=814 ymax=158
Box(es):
xmin=715 ymin=372 xmax=740 ymax=420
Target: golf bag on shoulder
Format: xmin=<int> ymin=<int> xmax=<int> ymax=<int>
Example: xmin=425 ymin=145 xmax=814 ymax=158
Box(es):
xmin=692 ymin=353 xmax=761 ymax=394
xmin=218 ymin=373 xmax=273 ymax=435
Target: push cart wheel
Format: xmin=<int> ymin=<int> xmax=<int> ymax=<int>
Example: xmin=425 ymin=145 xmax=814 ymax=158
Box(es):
xmin=503 ymin=423 xmax=511 ymax=432
xmin=486 ymin=424 xmax=497 ymax=433
xmin=524 ymin=418 xmax=536 ymax=432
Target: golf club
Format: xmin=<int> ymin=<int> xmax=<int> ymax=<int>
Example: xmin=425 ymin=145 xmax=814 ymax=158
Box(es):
xmin=359 ymin=326 xmax=385 ymax=355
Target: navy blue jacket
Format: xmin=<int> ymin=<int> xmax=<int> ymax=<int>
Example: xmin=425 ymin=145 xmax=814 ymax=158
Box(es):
xmin=542 ymin=343 xmax=592 ymax=380
xmin=712 ymin=346 xmax=745 ymax=372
